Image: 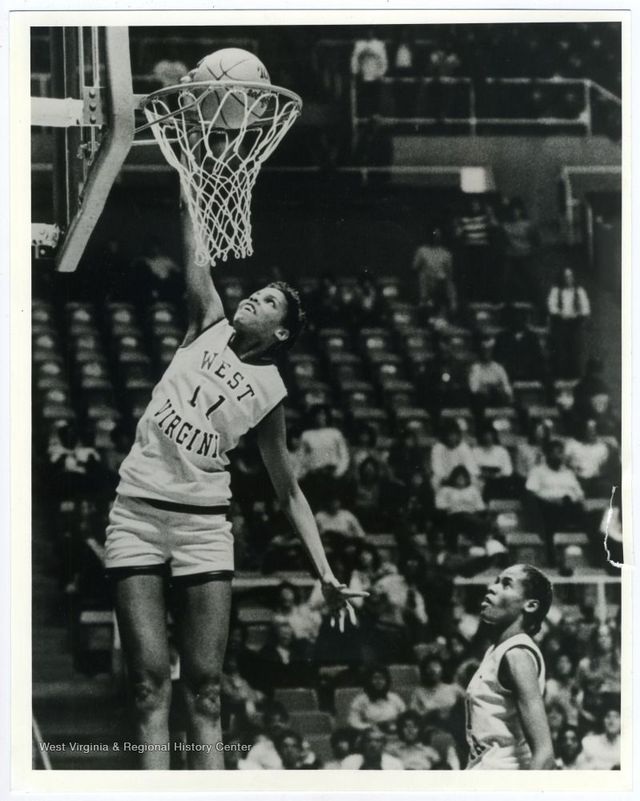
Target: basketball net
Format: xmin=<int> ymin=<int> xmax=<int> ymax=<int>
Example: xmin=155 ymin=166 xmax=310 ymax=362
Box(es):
xmin=141 ymin=81 xmax=302 ymax=266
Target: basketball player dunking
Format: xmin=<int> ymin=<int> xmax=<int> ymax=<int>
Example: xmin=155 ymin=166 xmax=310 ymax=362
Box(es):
xmin=104 ymin=205 xmax=366 ymax=770
xmin=465 ymin=564 xmax=556 ymax=770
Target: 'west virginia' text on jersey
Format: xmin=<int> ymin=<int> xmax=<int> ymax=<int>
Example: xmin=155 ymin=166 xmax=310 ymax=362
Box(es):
xmin=117 ymin=318 xmax=287 ymax=506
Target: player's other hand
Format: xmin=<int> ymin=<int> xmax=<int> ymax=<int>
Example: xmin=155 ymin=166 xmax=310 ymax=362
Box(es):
xmin=320 ymin=575 xmax=369 ymax=633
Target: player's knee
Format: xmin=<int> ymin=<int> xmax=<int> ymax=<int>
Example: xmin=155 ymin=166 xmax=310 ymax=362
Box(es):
xmin=186 ymin=673 xmax=222 ymax=721
xmin=131 ymin=669 xmax=171 ymax=716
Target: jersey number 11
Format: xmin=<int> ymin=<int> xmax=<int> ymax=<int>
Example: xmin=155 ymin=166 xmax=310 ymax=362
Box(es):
xmin=188 ymin=385 xmax=226 ymax=418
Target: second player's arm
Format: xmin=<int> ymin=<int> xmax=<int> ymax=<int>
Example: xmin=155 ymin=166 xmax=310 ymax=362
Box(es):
xmin=256 ymin=404 xmax=367 ymax=609
xmin=503 ymin=649 xmax=556 ymax=770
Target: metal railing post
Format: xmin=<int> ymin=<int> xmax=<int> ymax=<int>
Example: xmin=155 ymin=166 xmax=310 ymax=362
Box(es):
xmin=585 ymin=79 xmax=593 ymax=135
xmin=469 ymin=79 xmax=477 ymax=136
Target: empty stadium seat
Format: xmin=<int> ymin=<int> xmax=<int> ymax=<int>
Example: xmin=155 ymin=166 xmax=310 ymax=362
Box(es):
xmin=512 ymin=302 xmax=538 ymax=326
xmin=73 ymin=332 xmax=102 ymax=352
xmin=289 ymin=357 xmax=321 ymax=381
xmin=468 ymin=303 xmax=503 ymax=332
xmin=304 ymin=733 xmax=333 ymax=764
xmin=326 ymin=351 xmax=362 ymax=369
xmin=237 ymin=606 xmax=274 ymax=624
xmin=93 ymin=417 xmax=119 ymax=450
xmin=295 ymin=379 xmax=332 ymax=409
xmin=584 ymin=498 xmax=610 ymax=514
xmin=484 ymin=406 xmax=520 ymax=434
xmin=488 ymin=499 xmax=523 ymax=514
xmin=440 ymin=407 xmax=475 ymax=434
xmin=377 ymin=276 xmax=402 ymax=301
xmin=379 ymin=377 xmax=415 ymax=396
xmin=513 ymin=380 xmax=547 ymax=409
xmin=369 ymin=352 xmax=404 ymax=374
xmin=32 ymin=303 xmax=53 ymax=324
xmin=394 ymin=407 xmax=432 ymax=436
xmin=36 ymin=373 xmax=68 ymax=392
xmin=40 ymin=402 xmax=76 ymax=422
xmin=349 ymin=407 xmax=390 ymax=436
xmin=33 ymin=333 xmax=60 ymax=362
xmin=333 ymin=687 xmax=362 ymax=725
xmin=388 ymin=663 xmax=421 ymax=691
xmin=368 ymin=532 xmax=397 ymax=562
xmin=338 ymin=380 xmax=376 ymax=408
xmin=526 ymin=405 xmax=561 ymax=426
xmin=79 ymin=361 xmax=110 ymax=383
xmin=274 ymin=688 xmax=319 ymax=712
xmin=288 ymin=711 xmax=333 ymax=735
xmin=86 ymin=402 xmax=120 ymax=422
xmin=505 ymin=531 xmax=546 ymax=564
xmin=358 ymin=328 xmax=391 ymax=351
xmin=318 ymin=329 xmax=351 ymax=353
xmin=554 ymin=531 xmax=589 ymax=569
xmin=298 ymin=277 xmax=319 ymax=298
xmin=401 ymin=326 xmax=431 ymax=347
xmin=440 ymin=330 xmax=475 ymax=363
xmin=389 ymin=303 xmax=419 ymax=331
xmin=32 ymin=306 xmax=55 ymax=334
xmin=244 ymin=623 xmax=270 ymax=652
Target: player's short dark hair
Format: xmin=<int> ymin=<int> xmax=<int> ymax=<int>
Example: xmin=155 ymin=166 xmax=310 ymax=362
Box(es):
xmin=518 ymin=564 xmax=553 ymax=635
xmin=267 ymin=281 xmax=306 ymax=354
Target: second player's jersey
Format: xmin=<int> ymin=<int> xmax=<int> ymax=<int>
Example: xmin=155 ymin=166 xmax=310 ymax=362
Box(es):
xmin=465 ymin=632 xmax=545 ymax=769
xmin=117 ymin=318 xmax=287 ymax=506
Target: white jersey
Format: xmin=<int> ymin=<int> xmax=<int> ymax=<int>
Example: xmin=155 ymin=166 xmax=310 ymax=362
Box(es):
xmin=465 ymin=633 xmax=545 ymax=770
xmin=117 ymin=318 xmax=287 ymax=506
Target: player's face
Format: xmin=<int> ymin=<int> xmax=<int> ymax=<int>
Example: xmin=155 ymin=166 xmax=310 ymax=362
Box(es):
xmin=480 ymin=566 xmax=535 ymax=628
xmin=233 ymin=286 xmax=289 ymax=346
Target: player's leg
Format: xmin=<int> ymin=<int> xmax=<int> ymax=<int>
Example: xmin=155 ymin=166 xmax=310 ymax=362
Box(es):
xmin=112 ymin=570 xmax=172 ymax=769
xmin=171 ymin=574 xmax=232 ymax=769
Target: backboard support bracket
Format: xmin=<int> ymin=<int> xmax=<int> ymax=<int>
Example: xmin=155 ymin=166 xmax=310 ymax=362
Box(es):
xmin=55 ymin=28 xmax=134 ymax=272
xmin=31 ymin=27 xmax=135 ymax=273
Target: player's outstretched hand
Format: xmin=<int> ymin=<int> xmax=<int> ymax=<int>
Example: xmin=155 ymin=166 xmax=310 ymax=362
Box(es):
xmin=180 ymin=69 xmax=197 ymax=85
xmin=321 ymin=576 xmax=369 ymax=633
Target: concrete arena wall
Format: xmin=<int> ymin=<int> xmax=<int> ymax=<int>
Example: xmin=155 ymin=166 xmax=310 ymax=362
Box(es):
xmin=393 ymin=135 xmax=621 ymax=224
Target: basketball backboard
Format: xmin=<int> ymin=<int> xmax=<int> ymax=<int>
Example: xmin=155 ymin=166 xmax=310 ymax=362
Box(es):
xmin=31 ymin=27 xmax=135 ymax=272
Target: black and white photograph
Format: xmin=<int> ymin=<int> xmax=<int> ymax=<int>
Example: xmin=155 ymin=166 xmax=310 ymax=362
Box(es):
xmin=7 ymin=3 xmax=633 ymax=794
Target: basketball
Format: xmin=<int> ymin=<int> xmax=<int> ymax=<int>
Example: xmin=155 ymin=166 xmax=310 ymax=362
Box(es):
xmin=192 ymin=48 xmax=271 ymax=129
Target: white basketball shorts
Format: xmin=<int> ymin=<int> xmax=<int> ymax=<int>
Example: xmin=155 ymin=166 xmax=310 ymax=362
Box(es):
xmin=105 ymin=494 xmax=234 ymax=579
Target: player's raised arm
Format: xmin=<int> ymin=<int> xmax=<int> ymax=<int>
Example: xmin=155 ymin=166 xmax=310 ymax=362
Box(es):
xmin=180 ymin=198 xmax=225 ymax=339
xmin=502 ymin=648 xmax=556 ymax=770
xmin=256 ymin=403 xmax=368 ymax=619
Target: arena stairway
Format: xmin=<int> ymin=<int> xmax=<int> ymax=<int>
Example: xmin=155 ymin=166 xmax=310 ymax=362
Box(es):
xmin=32 ymin=518 xmax=134 ymax=769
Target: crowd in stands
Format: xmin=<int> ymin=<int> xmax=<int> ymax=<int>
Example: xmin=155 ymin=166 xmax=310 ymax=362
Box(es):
xmin=32 ymin=182 xmax=621 ymax=768
xmin=348 ymin=22 xmax=620 ymax=92
xmin=348 ymin=23 xmax=620 ymax=135
xmin=211 ymin=594 xmax=621 ymax=770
